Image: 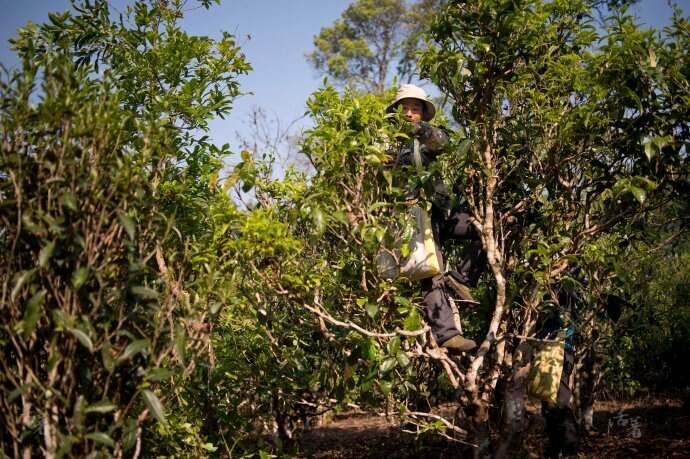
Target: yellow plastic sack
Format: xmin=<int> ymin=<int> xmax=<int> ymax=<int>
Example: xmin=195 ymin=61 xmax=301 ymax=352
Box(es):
xmin=527 ymin=340 xmax=564 ymax=404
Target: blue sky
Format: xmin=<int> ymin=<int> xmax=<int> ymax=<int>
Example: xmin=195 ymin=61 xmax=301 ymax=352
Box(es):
xmin=1 ymin=0 xmax=688 ymax=154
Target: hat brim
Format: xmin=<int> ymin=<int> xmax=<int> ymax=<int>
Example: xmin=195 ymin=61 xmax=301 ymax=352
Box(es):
xmin=386 ymin=97 xmax=436 ymax=122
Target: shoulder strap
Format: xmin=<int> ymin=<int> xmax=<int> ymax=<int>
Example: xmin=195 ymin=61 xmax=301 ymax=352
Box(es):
xmin=412 ymin=138 xmax=423 ymax=172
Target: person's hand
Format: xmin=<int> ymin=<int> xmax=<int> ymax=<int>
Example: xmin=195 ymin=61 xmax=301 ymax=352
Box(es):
xmin=410 ymin=121 xmax=423 ymax=136
xmin=410 ymin=121 xmax=432 ymax=139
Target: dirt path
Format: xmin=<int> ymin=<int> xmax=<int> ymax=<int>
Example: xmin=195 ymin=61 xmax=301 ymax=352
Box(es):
xmin=296 ymin=398 xmax=690 ymax=458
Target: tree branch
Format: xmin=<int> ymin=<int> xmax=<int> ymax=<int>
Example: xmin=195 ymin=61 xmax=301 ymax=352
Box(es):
xmin=302 ymin=303 xmax=429 ymax=338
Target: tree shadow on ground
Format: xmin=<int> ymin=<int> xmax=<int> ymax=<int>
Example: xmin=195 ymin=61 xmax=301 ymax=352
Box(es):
xmin=297 ymin=398 xmax=690 ymax=458
xmin=579 ymin=399 xmax=690 ymax=459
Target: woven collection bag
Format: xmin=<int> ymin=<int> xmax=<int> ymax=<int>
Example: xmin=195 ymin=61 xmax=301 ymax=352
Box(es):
xmin=527 ymin=340 xmax=565 ymax=404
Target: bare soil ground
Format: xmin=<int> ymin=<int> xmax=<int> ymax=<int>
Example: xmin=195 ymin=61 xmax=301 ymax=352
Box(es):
xmin=295 ymin=397 xmax=690 ymax=458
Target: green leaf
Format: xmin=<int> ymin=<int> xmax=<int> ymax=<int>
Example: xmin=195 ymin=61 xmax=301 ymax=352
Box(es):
xmin=312 ymin=207 xmax=325 ymax=235
xmin=52 ymin=309 xmax=67 ymax=327
xmin=210 ymin=301 xmax=222 ymax=315
xmin=360 ymin=338 xmax=378 ymax=362
xmin=633 ymin=176 xmax=657 ymax=191
xmin=38 ymin=241 xmax=56 ymax=268
xmin=400 ymin=242 xmax=410 ymax=258
xmin=201 ymin=442 xmax=218 ymax=452
xmin=175 ymin=325 xmax=187 ymax=366
xmin=23 ymin=289 xmax=46 ymax=338
xmin=116 ymin=339 xmax=148 ymax=364
xmin=131 ymin=286 xmax=158 ymax=299
xmin=394 ymin=295 xmax=412 ymax=308
xmin=387 ymin=336 xmax=401 ymax=355
xmin=118 ymin=213 xmax=136 ymax=240
xmin=642 ymin=138 xmax=656 ymax=160
xmin=85 ymin=432 xmax=114 ymax=448
xmin=72 ymin=395 xmax=86 ymax=429
xmin=375 ymin=227 xmax=386 ymax=242
xmin=145 ymin=368 xmax=174 ymax=382
xmin=11 ymin=269 xmax=36 ymax=301
xmin=142 ymin=390 xmax=167 ymax=425
xmin=60 ymin=191 xmax=78 ymax=211
xmin=102 ymin=341 xmax=115 ymax=373
xmin=85 ymin=400 xmax=117 ymax=414
xmin=122 ymin=418 xmax=137 ymax=452
xmin=380 ymin=357 xmax=397 ymax=373
xmin=379 ymin=380 xmax=393 ymax=395
xmin=629 ymin=186 xmax=646 ymax=204
xmin=365 ymin=303 xmax=378 ymax=318
xmin=8 ymin=384 xmax=32 ymax=402
xmin=21 ymin=212 xmax=45 ymax=236
xmin=653 ymin=135 xmax=673 ymax=151
xmin=364 ymin=154 xmax=381 ymax=165
xmin=72 ymin=267 xmax=90 ymax=289
xmin=404 ymin=309 xmax=422 ymax=331
xmin=21 ymin=213 xmax=44 ymax=236
xmin=67 ymin=327 xmax=94 ymax=353
xmin=396 ymin=351 xmax=410 ymax=368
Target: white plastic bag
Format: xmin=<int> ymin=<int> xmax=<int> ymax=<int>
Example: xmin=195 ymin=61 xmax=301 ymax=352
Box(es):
xmin=376 ymin=205 xmax=442 ymax=281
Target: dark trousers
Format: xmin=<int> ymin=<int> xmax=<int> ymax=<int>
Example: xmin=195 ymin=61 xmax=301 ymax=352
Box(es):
xmin=542 ymin=349 xmax=579 ymax=457
xmin=420 ymin=206 xmax=486 ymax=344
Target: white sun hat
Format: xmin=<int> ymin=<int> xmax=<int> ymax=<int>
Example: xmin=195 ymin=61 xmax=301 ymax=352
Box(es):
xmin=386 ymin=84 xmax=436 ymax=121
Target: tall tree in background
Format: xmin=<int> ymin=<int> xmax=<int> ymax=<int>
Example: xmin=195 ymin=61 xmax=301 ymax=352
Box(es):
xmin=307 ymin=0 xmax=443 ymax=93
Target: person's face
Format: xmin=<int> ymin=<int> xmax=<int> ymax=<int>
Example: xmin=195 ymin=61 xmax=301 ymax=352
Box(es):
xmin=399 ymin=98 xmax=424 ymax=123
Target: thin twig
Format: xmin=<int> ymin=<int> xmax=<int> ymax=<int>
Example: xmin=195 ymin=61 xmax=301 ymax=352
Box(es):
xmin=401 ymin=412 xmax=477 ymax=447
xmin=132 ymin=409 xmax=149 ymax=459
xmin=404 ymin=411 xmax=469 ymax=436
xmin=505 ymin=333 xmax=562 ymax=343
xmin=302 ymin=303 xmax=429 ymax=338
